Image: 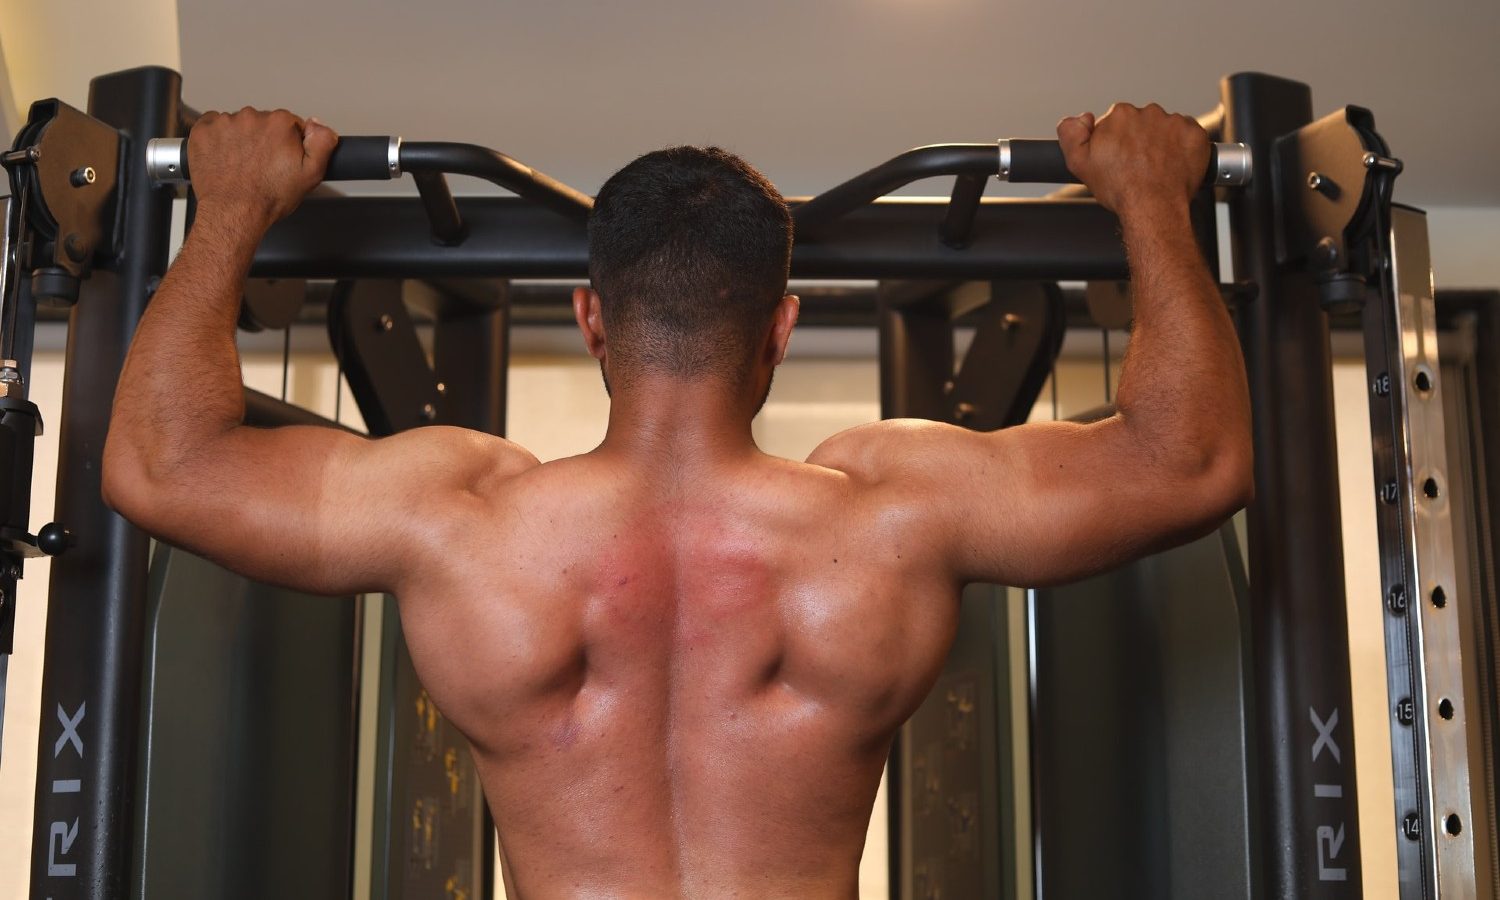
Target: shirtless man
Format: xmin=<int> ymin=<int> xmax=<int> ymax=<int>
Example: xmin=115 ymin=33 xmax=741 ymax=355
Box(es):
xmin=102 ymin=102 xmax=1252 ymax=898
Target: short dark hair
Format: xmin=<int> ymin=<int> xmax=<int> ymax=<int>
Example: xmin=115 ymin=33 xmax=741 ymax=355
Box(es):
xmin=587 ymin=146 xmax=792 ymax=382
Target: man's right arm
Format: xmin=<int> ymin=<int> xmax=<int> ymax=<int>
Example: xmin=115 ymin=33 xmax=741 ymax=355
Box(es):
xmin=809 ymin=103 xmax=1253 ymax=587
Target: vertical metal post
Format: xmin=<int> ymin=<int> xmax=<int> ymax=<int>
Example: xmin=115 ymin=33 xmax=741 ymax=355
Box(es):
xmin=29 ymin=67 xmax=182 ymax=899
xmin=434 ymin=286 xmax=509 ymax=436
xmin=880 ymin=287 xmax=953 ymax=900
xmin=1222 ymin=72 xmax=1363 ymax=896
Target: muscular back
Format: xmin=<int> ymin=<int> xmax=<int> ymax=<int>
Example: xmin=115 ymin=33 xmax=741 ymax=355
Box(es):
xmin=399 ymin=448 xmax=961 ymax=898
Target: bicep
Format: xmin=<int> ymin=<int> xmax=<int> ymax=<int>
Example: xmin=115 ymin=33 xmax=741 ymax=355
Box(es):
xmin=127 ymin=425 xmax=526 ymax=596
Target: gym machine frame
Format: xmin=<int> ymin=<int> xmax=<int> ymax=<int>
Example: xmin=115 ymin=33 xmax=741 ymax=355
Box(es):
xmin=0 ymin=65 xmax=1479 ymax=899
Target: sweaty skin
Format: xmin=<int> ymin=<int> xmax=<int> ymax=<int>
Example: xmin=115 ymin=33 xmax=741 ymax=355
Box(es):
xmin=103 ymin=104 xmax=1252 ymax=898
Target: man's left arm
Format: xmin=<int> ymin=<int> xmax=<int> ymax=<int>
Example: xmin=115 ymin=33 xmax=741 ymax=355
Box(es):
xmin=102 ymin=109 xmax=535 ymax=596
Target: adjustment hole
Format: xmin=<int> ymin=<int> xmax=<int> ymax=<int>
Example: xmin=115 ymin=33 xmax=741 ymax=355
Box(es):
xmin=1432 ymin=586 xmax=1448 ymax=609
xmin=1439 ymin=698 xmax=1454 ymax=720
xmin=1445 ymin=814 xmax=1463 ymax=836
xmin=1415 ymin=369 xmax=1432 ymax=393
xmin=1424 ymin=477 xmax=1440 ymax=499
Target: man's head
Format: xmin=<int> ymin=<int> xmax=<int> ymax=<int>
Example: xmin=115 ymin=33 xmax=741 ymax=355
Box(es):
xmin=575 ymin=146 xmax=797 ymax=399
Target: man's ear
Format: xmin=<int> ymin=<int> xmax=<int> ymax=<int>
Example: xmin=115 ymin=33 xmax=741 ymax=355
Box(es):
xmin=573 ymin=286 xmax=606 ymax=360
xmin=768 ymin=294 xmax=800 ymax=366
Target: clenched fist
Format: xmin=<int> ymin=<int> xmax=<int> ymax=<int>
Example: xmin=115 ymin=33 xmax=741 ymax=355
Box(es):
xmin=1056 ymin=103 xmax=1209 ymax=216
xmin=187 ymin=107 xmax=338 ymax=230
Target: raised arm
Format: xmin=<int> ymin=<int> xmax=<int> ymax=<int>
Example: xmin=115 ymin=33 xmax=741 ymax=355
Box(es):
xmin=812 ymin=103 xmax=1253 ymax=587
xmin=102 ymin=109 xmax=535 ymax=596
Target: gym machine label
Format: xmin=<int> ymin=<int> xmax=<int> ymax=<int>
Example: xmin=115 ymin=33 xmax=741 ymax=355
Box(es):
xmin=1311 ymin=704 xmax=1349 ymax=881
xmin=45 ymin=702 xmax=86 ymax=877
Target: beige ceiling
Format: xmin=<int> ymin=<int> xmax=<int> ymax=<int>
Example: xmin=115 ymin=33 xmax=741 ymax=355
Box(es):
xmin=177 ymin=0 xmax=1499 ymax=206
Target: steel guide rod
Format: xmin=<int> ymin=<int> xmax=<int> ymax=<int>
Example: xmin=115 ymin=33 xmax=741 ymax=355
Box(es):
xmin=1364 ymin=205 xmax=1478 ymax=898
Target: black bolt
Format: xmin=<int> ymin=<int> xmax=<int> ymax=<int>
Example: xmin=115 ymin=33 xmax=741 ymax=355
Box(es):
xmin=69 ymin=166 xmax=96 ymax=187
xmin=37 ymin=523 xmax=73 ymax=556
xmin=63 ymin=233 xmax=87 ymax=263
xmin=1313 ymin=236 xmax=1340 ymax=269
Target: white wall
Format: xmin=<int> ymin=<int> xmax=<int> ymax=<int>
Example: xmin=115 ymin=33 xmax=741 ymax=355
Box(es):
xmin=0 ymin=0 xmax=181 ymax=115
xmin=1333 ymin=361 xmax=1397 ymax=897
xmin=1428 ymin=207 xmax=1500 ymax=288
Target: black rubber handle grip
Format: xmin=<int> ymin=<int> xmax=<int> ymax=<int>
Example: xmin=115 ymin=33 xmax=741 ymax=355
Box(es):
xmin=318 ymin=136 xmax=396 ymax=181
xmin=1002 ymin=139 xmax=1248 ymax=186
xmin=1005 ymin=140 xmax=1077 ymax=184
xmin=147 ymin=135 xmax=397 ymax=183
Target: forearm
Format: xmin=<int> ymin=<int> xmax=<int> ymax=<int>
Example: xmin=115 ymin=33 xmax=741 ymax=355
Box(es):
xmin=107 ymin=203 xmax=268 ymax=478
xmin=1112 ymin=199 xmax=1251 ymax=471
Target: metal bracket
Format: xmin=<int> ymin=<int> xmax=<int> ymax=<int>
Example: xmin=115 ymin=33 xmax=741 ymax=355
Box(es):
xmin=879 ymin=280 xmax=1066 ymax=430
xmin=1272 ymin=105 xmax=1402 ymax=313
xmin=3 ymin=100 xmax=122 ymax=303
xmin=326 ymin=280 xmax=443 ymax=436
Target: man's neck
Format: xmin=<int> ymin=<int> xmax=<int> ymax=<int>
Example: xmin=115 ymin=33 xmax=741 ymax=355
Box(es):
xmin=598 ymin=375 xmax=761 ymax=469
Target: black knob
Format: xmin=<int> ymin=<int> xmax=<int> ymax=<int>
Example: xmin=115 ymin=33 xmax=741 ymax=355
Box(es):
xmin=37 ymin=522 xmax=72 ymax=556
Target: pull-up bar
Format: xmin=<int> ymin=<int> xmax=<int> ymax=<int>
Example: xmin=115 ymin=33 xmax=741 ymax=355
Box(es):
xmin=146 ymin=137 xmax=596 ymax=225
xmin=145 ymin=135 xmax=1250 ymax=249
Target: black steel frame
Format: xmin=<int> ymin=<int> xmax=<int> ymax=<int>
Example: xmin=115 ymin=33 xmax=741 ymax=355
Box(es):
xmin=1222 ymin=73 xmax=1365 ymax=896
xmin=28 ymin=67 xmax=184 ymax=898
xmin=4 ymin=65 xmax=1475 ymax=900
